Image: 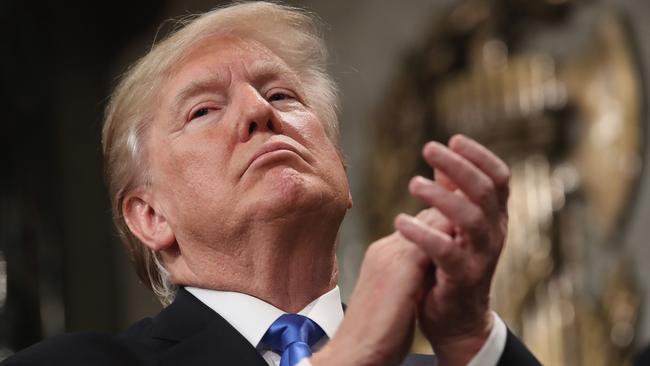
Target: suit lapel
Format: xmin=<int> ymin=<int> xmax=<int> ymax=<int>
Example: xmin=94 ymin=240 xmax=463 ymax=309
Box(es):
xmin=151 ymin=288 xmax=268 ymax=366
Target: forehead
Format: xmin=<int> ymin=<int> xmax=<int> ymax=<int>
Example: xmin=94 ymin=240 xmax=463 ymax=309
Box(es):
xmin=170 ymin=35 xmax=298 ymax=85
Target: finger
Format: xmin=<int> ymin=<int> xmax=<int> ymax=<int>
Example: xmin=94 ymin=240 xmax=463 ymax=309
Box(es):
xmin=409 ymin=177 xmax=487 ymax=240
xmin=434 ymin=170 xmax=458 ymax=192
xmin=448 ymin=134 xmax=510 ymax=208
xmin=394 ymin=214 xmax=459 ymax=269
xmin=415 ymin=208 xmax=454 ymax=235
xmin=422 ymin=142 xmax=500 ymax=216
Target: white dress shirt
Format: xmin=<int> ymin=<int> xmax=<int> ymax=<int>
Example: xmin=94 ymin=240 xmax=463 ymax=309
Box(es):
xmin=186 ymin=286 xmax=506 ymax=366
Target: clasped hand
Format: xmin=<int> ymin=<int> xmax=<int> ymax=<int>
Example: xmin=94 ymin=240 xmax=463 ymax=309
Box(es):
xmin=312 ymin=135 xmax=510 ymax=366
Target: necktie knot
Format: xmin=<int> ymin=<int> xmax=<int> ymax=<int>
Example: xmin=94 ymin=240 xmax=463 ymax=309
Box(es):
xmin=262 ymin=314 xmax=325 ymax=366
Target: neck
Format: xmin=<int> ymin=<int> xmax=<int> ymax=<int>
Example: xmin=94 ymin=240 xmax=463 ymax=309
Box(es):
xmin=169 ymin=207 xmax=343 ymax=313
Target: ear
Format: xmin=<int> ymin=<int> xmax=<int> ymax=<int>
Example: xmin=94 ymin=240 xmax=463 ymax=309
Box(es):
xmin=122 ymin=190 xmax=175 ymax=251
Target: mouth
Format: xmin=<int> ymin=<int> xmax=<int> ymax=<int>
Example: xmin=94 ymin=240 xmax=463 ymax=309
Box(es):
xmin=242 ymin=140 xmax=304 ymax=176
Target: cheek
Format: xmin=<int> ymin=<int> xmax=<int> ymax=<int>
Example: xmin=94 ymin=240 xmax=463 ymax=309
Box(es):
xmin=285 ymin=112 xmax=348 ymax=189
xmin=155 ymin=133 xmax=231 ymax=200
xmin=155 ymin=140 xmax=237 ymax=240
xmin=279 ymin=109 xmax=321 ymax=138
xmin=280 ymin=110 xmax=337 ymax=158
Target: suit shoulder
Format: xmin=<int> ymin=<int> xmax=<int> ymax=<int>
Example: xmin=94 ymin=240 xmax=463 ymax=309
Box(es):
xmin=120 ymin=317 xmax=155 ymax=339
xmin=2 ymin=331 xmax=146 ymax=366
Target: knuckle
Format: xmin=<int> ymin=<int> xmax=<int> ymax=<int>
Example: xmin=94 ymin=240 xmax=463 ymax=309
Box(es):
xmin=365 ymin=242 xmax=383 ymax=260
xmin=465 ymin=207 xmax=486 ymax=228
xmin=475 ymin=181 xmax=495 ymax=206
xmin=367 ymin=233 xmax=405 ymax=260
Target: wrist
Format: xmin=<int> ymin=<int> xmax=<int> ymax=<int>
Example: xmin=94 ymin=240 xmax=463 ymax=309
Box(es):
xmin=312 ymin=335 xmax=398 ymax=366
xmin=428 ymin=311 xmax=493 ymax=366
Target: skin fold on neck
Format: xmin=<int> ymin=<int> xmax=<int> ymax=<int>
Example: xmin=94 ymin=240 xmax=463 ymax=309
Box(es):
xmin=163 ymin=201 xmax=345 ymax=313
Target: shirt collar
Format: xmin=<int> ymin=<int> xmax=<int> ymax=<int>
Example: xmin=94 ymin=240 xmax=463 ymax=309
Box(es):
xmin=185 ymin=286 xmax=343 ymax=348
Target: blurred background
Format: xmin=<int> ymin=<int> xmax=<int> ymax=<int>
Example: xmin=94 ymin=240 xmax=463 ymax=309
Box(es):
xmin=2 ymin=0 xmax=650 ymax=364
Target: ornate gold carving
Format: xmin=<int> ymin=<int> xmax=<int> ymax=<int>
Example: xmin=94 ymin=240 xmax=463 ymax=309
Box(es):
xmin=365 ymin=1 xmax=643 ymax=364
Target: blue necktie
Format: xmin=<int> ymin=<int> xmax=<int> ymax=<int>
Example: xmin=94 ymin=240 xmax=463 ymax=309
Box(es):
xmin=262 ymin=314 xmax=326 ymax=366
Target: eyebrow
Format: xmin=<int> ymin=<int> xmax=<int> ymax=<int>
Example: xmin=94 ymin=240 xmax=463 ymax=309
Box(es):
xmin=246 ymin=59 xmax=300 ymax=87
xmin=170 ymin=72 xmax=229 ymax=119
xmin=169 ymin=60 xmax=301 ymax=119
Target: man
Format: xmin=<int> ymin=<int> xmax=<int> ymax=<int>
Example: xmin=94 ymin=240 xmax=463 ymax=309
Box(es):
xmin=3 ymin=2 xmax=540 ymax=365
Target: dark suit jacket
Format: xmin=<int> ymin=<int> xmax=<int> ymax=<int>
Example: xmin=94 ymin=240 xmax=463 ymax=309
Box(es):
xmin=2 ymin=288 xmax=540 ymax=365
xmin=635 ymin=345 xmax=650 ymax=366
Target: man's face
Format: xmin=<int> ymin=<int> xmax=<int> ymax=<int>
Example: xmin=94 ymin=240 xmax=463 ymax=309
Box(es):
xmin=145 ymin=36 xmax=351 ymax=251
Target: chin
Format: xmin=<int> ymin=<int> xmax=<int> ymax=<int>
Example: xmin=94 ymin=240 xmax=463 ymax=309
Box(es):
xmin=271 ymin=167 xmax=309 ymax=197
xmin=253 ymin=167 xmax=340 ymax=218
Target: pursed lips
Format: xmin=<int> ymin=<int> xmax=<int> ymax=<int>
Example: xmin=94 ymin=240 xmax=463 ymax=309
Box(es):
xmin=241 ymin=140 xmax=305 ymax=176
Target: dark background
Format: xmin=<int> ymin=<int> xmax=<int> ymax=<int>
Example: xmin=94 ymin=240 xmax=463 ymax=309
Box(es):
xmin=0 ymin=0 xmax=168 ymax=352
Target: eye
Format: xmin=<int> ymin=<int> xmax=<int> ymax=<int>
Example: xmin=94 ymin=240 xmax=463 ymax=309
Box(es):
xmin=192 ymin=107 xmax=210 ymax=119
xmin=188 ymin=105 xmax=219 ymax=122
xmin=268 ymin=92 xmax=293 ymax=102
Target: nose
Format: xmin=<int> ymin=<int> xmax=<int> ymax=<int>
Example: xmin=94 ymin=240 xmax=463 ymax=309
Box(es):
xmin=237 ymin=85 xmax=284 ymax=142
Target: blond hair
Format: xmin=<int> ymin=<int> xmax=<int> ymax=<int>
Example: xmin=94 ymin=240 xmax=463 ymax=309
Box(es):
xmin=102 ymin=1 xmax=339 ymax=305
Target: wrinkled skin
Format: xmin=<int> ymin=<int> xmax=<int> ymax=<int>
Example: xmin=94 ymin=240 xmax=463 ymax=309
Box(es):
xmin=123 ymin=36 xmax=351 ymax=312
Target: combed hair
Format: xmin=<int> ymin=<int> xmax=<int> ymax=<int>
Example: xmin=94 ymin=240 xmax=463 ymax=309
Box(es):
xmin=102 ymin=1 xmax=339 ymax=305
